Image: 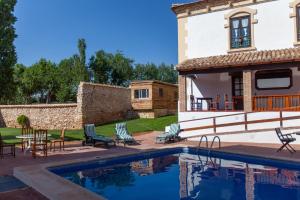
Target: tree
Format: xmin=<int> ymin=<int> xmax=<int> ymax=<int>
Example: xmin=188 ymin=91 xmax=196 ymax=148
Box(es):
xmin=89 ymin=50 xmax=134 ymax=87
xmin=132 ymin=63 xmax=158 ymax=81
xmin=109 ymin=51 xmax=133 ymax=87
xmin=89 ymin=50 xmax=112 ymax=84
xmin=76 ymin=39 xmax=89 ymax=82
xmin=156 ymin=63 xmax=178 ymax=84
xmin=0 ymin=0 xmax=17 ymax=103
xmin=22 ymin=59 xmax=58 ymax=103
xmin=56 ymin=57 xmax=79 ymax=102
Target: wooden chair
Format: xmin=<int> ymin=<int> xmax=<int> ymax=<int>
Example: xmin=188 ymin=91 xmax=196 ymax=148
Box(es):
xmin=210 ymin=95 xmax=220 ymax=111
xmin=32 ymin=129 xmax=48 ymax=158
xmin=50 ymin=128 xmax=65 ymax=151
xmin=21 ymin=127 xmax=33 ymax=152
xmin=0 ymin=133 xmax=16 ymax=159
xmin=224 ymin=94 xmax=235 ymax=111
xmin=275 ymin=128 xmax=296 ymax=154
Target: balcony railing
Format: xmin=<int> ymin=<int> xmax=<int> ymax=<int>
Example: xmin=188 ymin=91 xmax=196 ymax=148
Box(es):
xmin=253 ymin=94 xmax=300 ymax=111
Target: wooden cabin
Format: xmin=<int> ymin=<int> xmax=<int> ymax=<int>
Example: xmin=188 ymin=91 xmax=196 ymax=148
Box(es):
xmin=130 ymin=80 xmax=178 ymax=118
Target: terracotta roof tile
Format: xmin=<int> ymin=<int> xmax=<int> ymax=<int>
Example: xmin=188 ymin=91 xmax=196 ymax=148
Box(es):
xmin=177 ymin=48 xmax=300 ymax=72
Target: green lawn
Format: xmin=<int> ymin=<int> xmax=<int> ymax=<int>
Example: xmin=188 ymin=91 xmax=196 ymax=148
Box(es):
xmin=0 ymin=115 xmax=177 ymax=144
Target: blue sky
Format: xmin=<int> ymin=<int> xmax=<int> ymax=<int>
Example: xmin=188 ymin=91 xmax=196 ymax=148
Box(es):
xmin=14 ymin=0 xmax=192 ymax=66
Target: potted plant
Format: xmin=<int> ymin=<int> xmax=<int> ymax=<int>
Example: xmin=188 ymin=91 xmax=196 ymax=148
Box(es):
xmin=17 ymin=115 xmax=29 ymax=128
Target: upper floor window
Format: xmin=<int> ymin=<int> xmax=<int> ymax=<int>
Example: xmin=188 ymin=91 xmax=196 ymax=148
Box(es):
xmin=134 ymin=89 xmax=149 ymax=99
xmin=225 ymin=7 xmax=257 ymax=52
xmin=230 ymin=16 xmax=251 ymax=49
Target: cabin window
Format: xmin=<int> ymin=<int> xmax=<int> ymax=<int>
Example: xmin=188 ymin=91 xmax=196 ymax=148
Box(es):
xmin=297 ymin=6 xmax=300 ymax=41
xmin=174 ymin=91 xmax=178 ymax=99
xmin=159 ymin=88 xmax=163 ymax=97
xmin=230 ymin=16 xmax=251 ymax=49
xmin=134 ymin=89 xmax=149 ymax=99
xmin=255 ymin=69 xmax=292 ymax=90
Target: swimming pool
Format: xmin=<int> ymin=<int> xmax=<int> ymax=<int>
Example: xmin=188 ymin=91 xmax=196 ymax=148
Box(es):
xmin=50 ymin=148 xmax=300 ymax=200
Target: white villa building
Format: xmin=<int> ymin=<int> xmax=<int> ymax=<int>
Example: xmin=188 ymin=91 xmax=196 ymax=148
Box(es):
xmin=173 ymin=0 xmax=300 ymax=144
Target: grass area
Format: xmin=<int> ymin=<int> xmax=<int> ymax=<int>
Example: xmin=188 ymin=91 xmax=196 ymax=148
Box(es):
xmin=0 ymin=115 xmax=177 ymax=144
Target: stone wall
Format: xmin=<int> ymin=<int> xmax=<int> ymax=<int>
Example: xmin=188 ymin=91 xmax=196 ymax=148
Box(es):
xmin=0 ymin=104 xmax=81 ymax=129
xmin=78 ymin=82 xmax=132 ymax=126
xmin=0 ymin=82 xmax=132 ymax=130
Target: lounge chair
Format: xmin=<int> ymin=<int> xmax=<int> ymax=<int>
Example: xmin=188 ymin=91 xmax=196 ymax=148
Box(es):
xmin=275 ymin=128 xmax=296 ymax=154
xmin=115 ymin=123 xmax=138 ymax=146
xmin=0 ymin=133 xmax=16 ymax=159
xmin=156 ymin=123 xmax=181 ymax=144
xmin=83 ymin=124 xmax=116 ymax=147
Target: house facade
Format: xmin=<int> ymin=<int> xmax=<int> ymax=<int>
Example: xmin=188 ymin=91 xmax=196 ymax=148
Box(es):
xmin=130 ymin=80 xmax=178 ymax=118
xmin=173 ymin=0 xmax=300 ymax=143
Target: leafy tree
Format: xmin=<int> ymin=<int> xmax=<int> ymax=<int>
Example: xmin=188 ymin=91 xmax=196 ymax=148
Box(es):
xmin=89 ymin=50 xmax=133 ymax=87
xmin=132 ymin=63 xmax=158 ymax=81
xmin=22 ymin=59 xmax=58 ymax=103
xmin=89 ymin=50 xmax=112 ymax=84
xmin=0 ymin=0 xmax=17 ymax=103
xmin=110 ymin=51 xmax=133 ymax=87
xmin=13 ymin=64 xmax=29 ymax=104
xmin=56 ymin=57 xmax=79 ymax=102
xmin=156 ymin=63 xmax=177 ymax=84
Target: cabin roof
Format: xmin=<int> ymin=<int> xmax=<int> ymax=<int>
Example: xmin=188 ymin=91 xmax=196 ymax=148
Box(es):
xmin=130 ymin=80 xmax=178 ymax=87
xmin=176 ymin=48 xmax=300 ymax=72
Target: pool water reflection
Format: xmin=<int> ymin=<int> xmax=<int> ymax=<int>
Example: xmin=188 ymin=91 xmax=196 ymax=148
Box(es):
xmin=57 ymin=153 xmax=300 ymax=200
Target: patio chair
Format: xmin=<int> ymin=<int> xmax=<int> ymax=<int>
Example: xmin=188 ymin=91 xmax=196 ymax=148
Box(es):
xmin=0 ymin=133 xmax=16 ymax=159
xmin=224 ymin=94 xmax=235 ymax=111
xmin=210 ymin=95 xmax=220 ymax=111
xmin=50 ymin=128 xmax=65 ymax=151
xmin=275 ymin=128 xmax=296 ymax=154
xmin=32 ymin=129 xmax=48 ymax=159
xmin=83 ymin=124 xmax=116 ymax=147
xmin=115 ymin=123 xmax=138 ymax=146
xmin=156 ymin=123 xmax=181 ymax=144
xmin=21 ymin=127 xmax=33 ymax=152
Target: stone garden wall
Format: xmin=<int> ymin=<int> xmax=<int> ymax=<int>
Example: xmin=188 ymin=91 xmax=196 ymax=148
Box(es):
xmin=0 ymin=104 xmax=81 ymax=129
xmin=78 ymin=82 xmax=132 ymax=126
xmin=0 ymin=82 xmax=132 ymax=130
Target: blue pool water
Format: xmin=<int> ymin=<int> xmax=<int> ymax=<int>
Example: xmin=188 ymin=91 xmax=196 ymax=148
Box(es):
xmin=50 ymin=148 xmax=300 ymax=200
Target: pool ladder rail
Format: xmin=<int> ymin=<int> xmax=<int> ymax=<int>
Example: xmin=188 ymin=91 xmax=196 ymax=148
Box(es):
xmin=198 ymin=135 xmax=221 ymax=150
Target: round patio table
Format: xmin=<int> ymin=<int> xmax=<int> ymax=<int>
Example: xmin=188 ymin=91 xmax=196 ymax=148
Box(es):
xmin=16 ymin=134 xmax=51 ymax=154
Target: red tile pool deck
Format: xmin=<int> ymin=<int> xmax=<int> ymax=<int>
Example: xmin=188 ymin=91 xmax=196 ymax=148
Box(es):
xmin=2 ymin=131 xmax=300 ymax=200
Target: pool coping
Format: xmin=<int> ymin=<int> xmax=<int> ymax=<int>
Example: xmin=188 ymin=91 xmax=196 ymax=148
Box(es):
xmin=13 ymin=145 xmax=300 ymax=200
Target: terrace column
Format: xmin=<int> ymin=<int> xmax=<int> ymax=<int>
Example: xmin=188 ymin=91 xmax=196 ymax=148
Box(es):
xmin=179 ymin=75 xmax=187 ymax=112
xmin=243 ymin=70 xmax=253 ymax=112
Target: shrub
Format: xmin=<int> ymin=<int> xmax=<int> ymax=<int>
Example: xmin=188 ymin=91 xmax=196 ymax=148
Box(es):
xmin=17 ymin=115 xmax=29 ymax=128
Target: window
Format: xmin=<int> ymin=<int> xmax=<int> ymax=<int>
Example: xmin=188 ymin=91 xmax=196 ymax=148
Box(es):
xmin=230 ymin=16 xmax=251 ymax=49
xmin=255 ymin=69 xmax=292 ymax=90
xmin=297 ymin=6 xmax=300 ymax=41
xmin=174 ymin=91 xmax=178 ymax=99
xmin=159 ymin=88 xmax=163 ymax=97
xmin=134 ymin=89 xmax=149 ymax=99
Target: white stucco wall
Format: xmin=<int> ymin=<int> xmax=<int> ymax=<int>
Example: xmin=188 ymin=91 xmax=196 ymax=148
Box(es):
xmin=179 ymin=111 xmax=300 ymax=144
xmin=186 ymin=0 xmax=294 ymax=58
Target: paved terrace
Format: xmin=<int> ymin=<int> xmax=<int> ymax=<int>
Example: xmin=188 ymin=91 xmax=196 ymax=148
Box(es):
xmin=1 ymin=131 xmax=300 ymax=200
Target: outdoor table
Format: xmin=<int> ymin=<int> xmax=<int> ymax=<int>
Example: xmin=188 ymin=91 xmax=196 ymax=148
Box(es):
xmin=16 ymin=134 xmax=51 ymax=154
xmin=196 ymin=97 xmax=213 ymax=111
